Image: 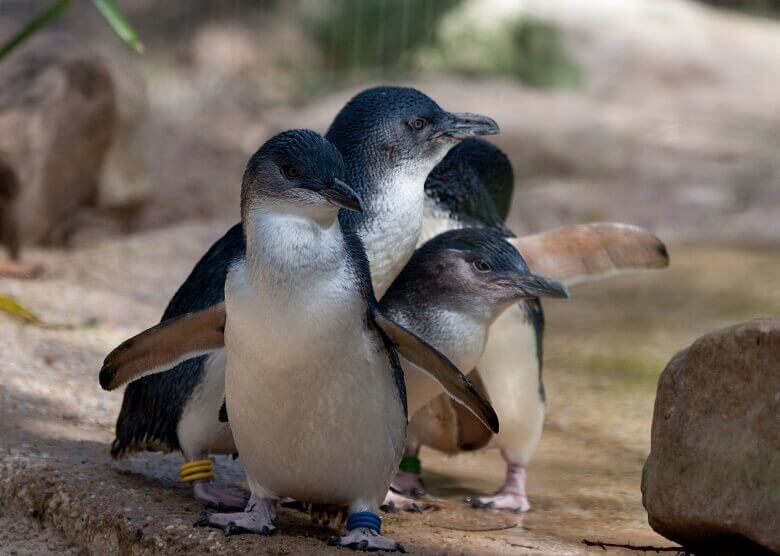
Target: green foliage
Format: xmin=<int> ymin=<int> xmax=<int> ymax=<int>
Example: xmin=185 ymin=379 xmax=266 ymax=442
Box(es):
xmin=92 ymin=0 xmax=144 ymax=53
xmin=0 ymin=0 xmax=142 ymax=63
xmin=508 ymin=18 xmax=582 ymax=88
xmin=307 ymin=0 xmax=461 ymax=75
xmin=0 ymin=0 xmax=72 ymax=62
xmin=698 ymin=0 xmax=780 ymax=17
xmin=306 ymin=0 xmax=581 ymax=90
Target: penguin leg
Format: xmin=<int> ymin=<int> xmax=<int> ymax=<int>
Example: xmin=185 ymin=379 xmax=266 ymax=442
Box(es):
xmin=381 ymin=489 xmax=422 ymax=513
xmin=328 ymin=507 xmax=405 ymax=552
xmin=389 ymin=447 xmax=425 ymax=498
xmin=471 ymin=459 xmax=530 ymax=513
xmin=192 ymin=480 xmax=250 ymax=511
xmin=194 ymin=494 xmax=277 ymax=536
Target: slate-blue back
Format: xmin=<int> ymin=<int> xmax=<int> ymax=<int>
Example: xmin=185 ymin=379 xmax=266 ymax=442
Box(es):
xmin=425 ymin=139 xmax=515 ymax=230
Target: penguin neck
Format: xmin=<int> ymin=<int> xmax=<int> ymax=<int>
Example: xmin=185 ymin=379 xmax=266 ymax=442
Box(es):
xmin=343 ymin=156 xmax=441 ymax=298
xmin=242 ymin=204 xmax=345 ymax=287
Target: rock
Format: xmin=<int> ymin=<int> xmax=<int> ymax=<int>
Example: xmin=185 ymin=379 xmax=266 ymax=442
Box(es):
xmin=641 ymin=318 xmax=780 ymax=554
xmin=0 ymin=33 xmax=149 ymax=257
xmin=0 ymin=34 xmax=116 ymax=252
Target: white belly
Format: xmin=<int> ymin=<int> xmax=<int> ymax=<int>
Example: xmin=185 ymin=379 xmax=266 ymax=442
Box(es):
xmin=477 ymin=303 xmax=545 ymax=465
xmin=403 ymin=312 xmax=487 ymax=417
xmin=177 ymin=348 xmax=235 ymax=457
xmin=224 ymin=263 xmax=405 ymax=507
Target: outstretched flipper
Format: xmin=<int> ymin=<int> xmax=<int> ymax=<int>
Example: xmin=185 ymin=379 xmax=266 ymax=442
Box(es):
xmin=509 ymin=222 xmax=669 ymax=287
xmin=372 ymin=310 xmax=499 ymax=434
xmin=99 ymin=303 xmax=227 ymax=391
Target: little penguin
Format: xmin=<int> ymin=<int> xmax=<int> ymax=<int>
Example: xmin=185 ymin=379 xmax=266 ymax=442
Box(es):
xmin=100 ymin=130 xmax=498 ymax=551
xmin=107 ymin=86 xmax=499 ymax=510
xmin=377 ymin=227 xmax=569 ymax=511
xmin=395 ymin=138 xmax=670 ymax=512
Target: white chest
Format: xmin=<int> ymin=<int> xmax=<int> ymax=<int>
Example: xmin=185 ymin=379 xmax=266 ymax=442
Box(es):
xmin=363 ymin=167 xmax=429 ymax=298
xmin=419 ymin=197 xmax=462 ymax=246
xmin=222 ymin=216 xmax=406 ymax=504
xmin=404 ymin=310 xmax=488 ymax=416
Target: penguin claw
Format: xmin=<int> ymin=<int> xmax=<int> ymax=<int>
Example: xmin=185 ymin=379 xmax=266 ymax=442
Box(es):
xmin=193 ymin=495 xmax=277 ymax=536
xmin=329 ymin=528 xmax=405 ymax=552
xmin=193 ymin=511 xmax=212 ymax=527
xmin=382 ymin=490 xmax=436 ymax=513
xmin=469 ymin=493 xmax=530 ymax=513
xmin=389 ymin=470 xmax=424 ymax=498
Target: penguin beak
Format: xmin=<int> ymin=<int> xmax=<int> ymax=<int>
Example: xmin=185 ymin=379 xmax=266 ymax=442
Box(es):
xmin=319 ymin=178 xmax=364 ymax=213
xmin=512 ymin=273 xmax=569 ymax=300
xmin=434 ymin=112 xmax=500 ymax=140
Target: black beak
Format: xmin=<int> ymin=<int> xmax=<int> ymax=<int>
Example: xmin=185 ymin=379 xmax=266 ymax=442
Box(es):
xmin=514 ymin=273 xmax=569 ymax=299
xmin=319 ymin=178 xmax=363 ymax=213
xmin=434 ymin=111 xmax=500 ymax=140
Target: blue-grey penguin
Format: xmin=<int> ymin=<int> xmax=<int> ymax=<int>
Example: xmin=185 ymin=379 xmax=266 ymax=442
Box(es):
xmin=393 ymin=139 xmax=670 ymax=512
xmin=107 ymin=87 xmax=499 ymax=510
xmin=101 ymin=130 xmax=498 ymax=551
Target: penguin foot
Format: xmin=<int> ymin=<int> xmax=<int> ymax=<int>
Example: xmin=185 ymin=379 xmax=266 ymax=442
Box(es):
xmin=327 ymin=528 xmax=405 ymax=552
xmin=381 ymin=489 xmax=437 ymax=513
xmin=470 ymin=463 xmax=530 ymax=512
xmin=192 ymin=480 xmax=250 ymax=511
xmin=389 ymin=470 xmax=424 ymax=498
xmin=194 ymin=495 xmax=277 ymax=536
xmin=470 ymin=493 xmax=530 ymax=513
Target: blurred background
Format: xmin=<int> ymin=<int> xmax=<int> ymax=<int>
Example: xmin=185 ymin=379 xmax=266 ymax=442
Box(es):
xmin=0 ymin=1 xmax=778 ymax=553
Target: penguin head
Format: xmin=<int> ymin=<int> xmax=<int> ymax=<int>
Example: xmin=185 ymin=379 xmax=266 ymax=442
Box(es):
xmin=391 ymin=227 xmax=569 ymax=323
xmin=425 ymin=138 xmax=515 ymax=228
xmin=241 ymin=129 xmax=362 ymax=222
xmin=327 ymin=86 xmax=500 ymax=178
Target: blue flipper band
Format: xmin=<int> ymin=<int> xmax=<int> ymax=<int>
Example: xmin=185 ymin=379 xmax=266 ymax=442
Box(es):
xmin=346 ymin=511 xmax=381 ymax=534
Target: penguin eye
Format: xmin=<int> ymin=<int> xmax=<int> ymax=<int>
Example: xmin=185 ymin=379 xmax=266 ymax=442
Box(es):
xmin=409 ymin=117 xmax=429 ymax=132
xmin=473 ymin=259 xmax=492 ymax=272
xmin=282 ymin=165 xmax=302 ymax=179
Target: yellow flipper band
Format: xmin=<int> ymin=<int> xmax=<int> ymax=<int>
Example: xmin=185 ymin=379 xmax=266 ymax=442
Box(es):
xmin=180 ymin=459 xmax=214 ymax=482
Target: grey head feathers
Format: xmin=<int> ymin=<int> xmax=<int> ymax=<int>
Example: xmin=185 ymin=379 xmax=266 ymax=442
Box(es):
xmin=240 ymin=129 xmax=361 ymax=223
xmin=327 ymin=86 xmax=499 ymax=228
xmin=381 ymin=228 xmax=566 ymax=331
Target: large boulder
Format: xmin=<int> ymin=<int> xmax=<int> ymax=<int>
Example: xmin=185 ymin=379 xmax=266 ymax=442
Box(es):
xmin=0 ymin=32 xmax=149 ymax=257
xmin=642 ymin=318 xmax=780 ymax=554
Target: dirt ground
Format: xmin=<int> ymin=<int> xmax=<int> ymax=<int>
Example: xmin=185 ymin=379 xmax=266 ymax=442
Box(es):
xmin=1 ymin=2 xmax=779 ymax=552
xmin=2 ymin=222 xmax=777 ymax=554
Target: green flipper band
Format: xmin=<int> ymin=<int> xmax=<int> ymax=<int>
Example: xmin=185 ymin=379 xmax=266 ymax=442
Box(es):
xmin=399 ymin=456 xmax=421 ymax=475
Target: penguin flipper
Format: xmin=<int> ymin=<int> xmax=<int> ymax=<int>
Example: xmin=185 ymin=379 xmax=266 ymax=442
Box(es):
xmin=509 ymin=222 xmax=669 ymax=288
xmin=372 ymin=310 xmax=499 ymax=434
xmin=99 ymin=303 xmax=226 ymax=391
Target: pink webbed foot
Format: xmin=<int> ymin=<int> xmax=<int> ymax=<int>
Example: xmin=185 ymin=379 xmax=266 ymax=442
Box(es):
xmin=328 ymin=511 xmax=405 ymax=552
xmin=328 ymin=528 xmax=405 ymax=552
xmin=192 ymin=480 xmax=250 ymax=511
xmin=390 ymin=469 xmax=425 ymax=498
xmin=470 ymin=463 xmax=531 ymax=513
xmin=194 ymin=494 xmax=277 ymax=536
xmin=471 ymin=492 xmax=530 ymax=513
xmin=381 ymin=489 xmax=422 ymax=513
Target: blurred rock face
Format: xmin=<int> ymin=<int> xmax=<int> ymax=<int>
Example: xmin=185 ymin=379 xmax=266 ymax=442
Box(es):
xmin=0 ymin=34 xmax=149 ymax=254
xmin=642 ymin=318 xmax=780 ymax=554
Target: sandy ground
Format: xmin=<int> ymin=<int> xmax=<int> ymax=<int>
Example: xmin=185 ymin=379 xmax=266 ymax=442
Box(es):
xmin=2 ymin=220 xmax=777 ymax=554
